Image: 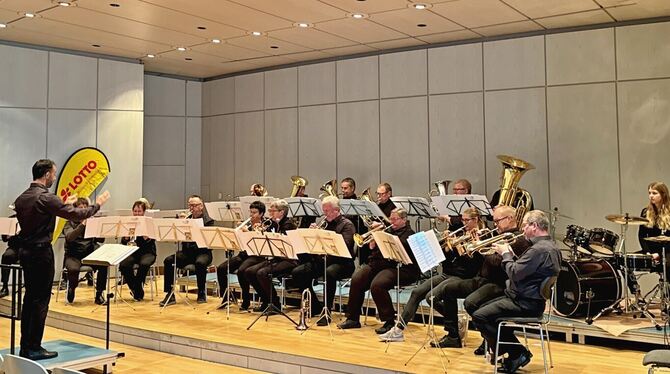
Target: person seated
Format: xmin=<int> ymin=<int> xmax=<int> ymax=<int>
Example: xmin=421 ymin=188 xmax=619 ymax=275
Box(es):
xmin=119 ymin=198 xmax=156 ymax=302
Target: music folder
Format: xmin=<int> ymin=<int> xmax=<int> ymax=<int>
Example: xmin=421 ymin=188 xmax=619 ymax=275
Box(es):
xmin=339 ymin=199 xmax=386 ymax=218
xmin=432 ymin=194 xmax=493 ymax=217
xmin=287 ymin=228 xmax=351 ymax=259
xmin=193 ymin=226 xmax=241 ymax=251
xmin=235 ymin=230 xmax=297 ymax=259
xmin=372 ymin=231 xmax=413 ymax=265
xmin=407 ymin=230 xmax=446 ymax=273
xmin=82 ymin=243 xmax=139 ymax=267
xmin=0 ymin=217 xmax=19 ymax=236
xmin=285 ymin=197 xmax=322 ymax=218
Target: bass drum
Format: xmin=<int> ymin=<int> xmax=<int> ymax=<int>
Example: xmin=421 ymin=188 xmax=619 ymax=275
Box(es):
xmin=553 ymin=258 xmax=621 ymax=317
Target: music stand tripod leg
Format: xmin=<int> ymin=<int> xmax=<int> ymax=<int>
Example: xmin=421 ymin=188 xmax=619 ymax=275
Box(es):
xmin=247 ymin=251 xmax=299 ymax=330
xmin=161 ymin=242 xmax=194 ymax=313
xmin=307 ymin=255 xmax=334 ymax=340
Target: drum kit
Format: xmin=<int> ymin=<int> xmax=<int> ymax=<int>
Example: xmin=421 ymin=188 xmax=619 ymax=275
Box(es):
xmin=552 ymin=213 xmax=669 ymax=330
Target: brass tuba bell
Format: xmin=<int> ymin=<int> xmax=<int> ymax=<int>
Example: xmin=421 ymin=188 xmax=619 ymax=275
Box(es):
xmin=250 ymin=183 xmax=268 ymax=197
xmin=429 ymin=179 xmax=451 ymax=196
xmin=290 ymin=175 xmax=308 ymax=197
xmin=318 ymin=179 xmax=337 ymax=199
xmin=497 ymin=155 xmax=534 ymax=226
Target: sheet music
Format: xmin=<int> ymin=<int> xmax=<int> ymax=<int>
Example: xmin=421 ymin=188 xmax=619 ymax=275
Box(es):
xmin=82 ymin=244 xmax=139 ymax=266
xmin=287 ymin=229 xmax=351 ymax=258
xmin=195 ymin=226 xmax=241 ymax=250
xmin=145 ymin=209 xmax=189 ymax=218
xmin=239 ymin=196 xmax=276 ymax=220
xmin=391 ymin=196 xmax=439 ymax=218
xmin=205 ymin=201 xmax=243 ymax=222
xmin=235 ymin=230 xmax=296 ymax=259
xmin=84 ymin=216 xmax=156 ymax=239
xmin=284 ymin=197 xmax=322 ymax=218
xmin=372 ymin=231 xmax=412 ymax=265
xmin=408 ymin=230 xmax=446 ymax=273
xmin=0 ymin=217 xmax=19 ymax=236
xmin=152 ymin=218 xmax=204 ymax=244
xmin=432 ymin=194 xmax=493 ymax=217
xmin=339 ymin=199 xmax=386 ymax=218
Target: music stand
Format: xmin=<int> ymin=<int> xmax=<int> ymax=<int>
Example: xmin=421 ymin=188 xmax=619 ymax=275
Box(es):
xmin=150 ymin=217 xmax=205 ymax=312
xmin=145 ymin=209 xmax=189 ymax=219
xmin=391 ymin=196 xmax=439 ymax=232
xmin=235 ymin=230 xmax=299 ymax=329
xmin=287 ymin=228 xmax=351 ymax=338
xmin=403 ymin=230 xmax=448 ymax=370
xmin=194 ymin=226 xmax=242 ymax=319
xmin=371 ymin=230 xmax=413 ymax=334
xmin=432 ymin=194 xmax=493 ymax=218
xmin=205 ymin=201 xmax=243 ymax=222
xmin=239 ymin=196 xmax=276 ymax=220
xmin=285 ymin=197 xmax=322 ymax=219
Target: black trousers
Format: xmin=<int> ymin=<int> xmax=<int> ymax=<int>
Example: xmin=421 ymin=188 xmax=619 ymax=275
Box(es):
xmin=64 ymin=254 xmax=108 ymax=292
xmin=291 ymin=257 xmax=355 ymax=313
xmin=346 ymin=260 xmax=418 ymax=322
xmin=244 ymin=259 xmax=297 ymax=305
xmin=471 ymin=295 xmax=545 ymax=358
xmin=438 ymin=276 xmax=504 ymax=335
xmin=1 ymin=246 xmax=19 ymax=286
xmin=164 ymin=250 xmax=212 ymax=294
xmin=216 ymin=253 xmax=264 ymax=304
xmin=119 ymin=250 xmax=156 ymax=291
xmin=19 ymin=245 xmax=54 ymax=350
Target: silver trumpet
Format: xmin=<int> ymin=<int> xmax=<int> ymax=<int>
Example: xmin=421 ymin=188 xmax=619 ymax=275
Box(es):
xmin=296 ymin=288 xmax=312 ymax=331
xmin=235 ymin=217 xmax=251 ymax=231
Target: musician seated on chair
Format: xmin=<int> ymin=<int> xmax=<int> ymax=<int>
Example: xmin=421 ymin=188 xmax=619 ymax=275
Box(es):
xmin=639 ymin=182 xmax=670 ymax=269
xmin=436 ymin=178 xmax=472 ymax=231
xmin=471 ymin=210 xmax=561 ymax=373
xmin=160 ymin=195 xmax=214 ymax=307
xmin=0 ymin=209 xmax=21 ymax=299
xmin=291 ymin=196 xmax=356 ymax=326
xmin=243 ymin=199 xmax=297 ymax=314
xmin=119 ymin=198 xmax=156 ymax=302
xmin=63 ymin=197 xmax=107 ymax=305
xmin=215 ymin=200 xmax=267 ymax=310
xmin=337 ymin=208 xmax=419 ymax=334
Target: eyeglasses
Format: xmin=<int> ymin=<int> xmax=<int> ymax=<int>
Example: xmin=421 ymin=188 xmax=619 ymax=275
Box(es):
xmin=493 ymin=216 xmax=512 ymax=224
xmin=188 ymin=203 xmax=202 ymax=208
xmin=462 ymin=217 xmax=477 ymax=222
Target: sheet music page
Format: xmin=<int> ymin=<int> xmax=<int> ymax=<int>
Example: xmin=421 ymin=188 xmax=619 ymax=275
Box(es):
xmin=372 ymin=231 xmax=412 ymax=265
xmin=408 ymin=230 xmax=446 ymax=273
xmin=82 ymin=244 xmax=139 ymax=266
xmin=0 ymin=217 xmax=19 ymax=236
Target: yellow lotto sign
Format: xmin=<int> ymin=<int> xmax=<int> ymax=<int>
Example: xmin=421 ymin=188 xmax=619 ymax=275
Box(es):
xmin=51 ymin=147 xmax=110 ymax=243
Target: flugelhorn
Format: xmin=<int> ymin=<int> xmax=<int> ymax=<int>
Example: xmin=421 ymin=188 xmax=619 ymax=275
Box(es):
xmin=464 ymin=232 xmax=525 ymax=256
xmin=296 ymin=288 xmax=311 ymax=331
xmin=353 ymin=225 xmax=393 ymax=247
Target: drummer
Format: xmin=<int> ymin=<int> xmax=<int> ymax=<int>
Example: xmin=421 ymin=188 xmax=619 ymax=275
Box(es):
xmin=639 ymin=182 xmax=670 ymax=268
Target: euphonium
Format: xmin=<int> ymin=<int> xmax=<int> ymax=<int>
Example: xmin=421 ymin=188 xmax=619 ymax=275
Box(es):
xmin=296 ymin=288 xmax=311 ymax=331
xmin=359 ymin=187 xmax=391 ymax=228
xmin=497 ymin=155 xmax=534 ymax=226
xmin=353 ymin=225 xmax=392 ymax=247
xmin=290 ymin=175 xmax=308 ymax=197
xmin=464 ymin=232 xmax=525 ymax=257
xmin=318 ymin=179 xmax=337 ymax=199
xmin=250 ymin=183 xmax=268 ymax=197
xmin=429 ymin=179 xmax=451 ymax=196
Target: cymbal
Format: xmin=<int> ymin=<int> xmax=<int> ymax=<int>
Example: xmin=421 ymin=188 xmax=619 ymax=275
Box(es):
xmin=605 ymin=214 xmax=648 ymax=225
xmin=644 ymin=235 xmax=670 ymax=243
xmin=541 ymin=209 xmax=574 ymax=220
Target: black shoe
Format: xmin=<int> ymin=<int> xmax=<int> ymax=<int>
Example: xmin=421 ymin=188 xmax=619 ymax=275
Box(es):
xmin=375 ymin=320 xmax=395 ymax=335
xmin=94 ymin=292 xmax=107 ymax=305
xmin=159 ymin=294 xmax=176 ymax=307
xmin=337 ymin=319 xmax=361 ymax=329
xmin=197 ymin=292 xmax=207 ymax=304
xmin=500 ymin=350 xmax=533 ymax=373
xmin=430 ymin=334 xmax=462 ymax=348
xmin=20 ymin=348 xmax=58 ymax=361
xmin=133 ymin=286 xmax=144 ymax=301
xmin=240 ymin=300 xmax=250 ymax=311
xmin=0 ymin=287 xmax=8 ymax=298
xmin=58 ymin=281 xmax=67 ymax=291
xmin=67 ymin=288 xmax=75 ymax=303
xmin=474 ymin=339 xmax=486 ymax=355
xmin=253 ymin=303 xmax=269 ymax=313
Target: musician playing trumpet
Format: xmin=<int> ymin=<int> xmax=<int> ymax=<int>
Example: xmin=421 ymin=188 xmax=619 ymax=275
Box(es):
xmin=291 ymin=196 xmax=356 ymax=325
xmin=119 ymin=198 xmax=156 ymax=302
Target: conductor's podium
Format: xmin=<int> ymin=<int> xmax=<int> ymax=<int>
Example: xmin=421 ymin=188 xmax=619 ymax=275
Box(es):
xmin=0 ymin=340 xmax=121 ymax=372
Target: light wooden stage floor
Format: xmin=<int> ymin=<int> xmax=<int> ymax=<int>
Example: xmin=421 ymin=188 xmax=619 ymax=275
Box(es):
xmin=0 ymin=283 xmax=654 ymax=373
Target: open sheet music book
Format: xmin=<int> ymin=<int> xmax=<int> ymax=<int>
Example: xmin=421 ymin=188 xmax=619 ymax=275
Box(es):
xmin=82 ymin=244 xmax=139 ymax=266
xmin=286 ymin=228 xmax=351 ymax=258
xmin=0 ymin=217 xmax=19 ymax=236
xmin=152 ymin=218 xmax=205 ymax=245
xmin=235 ymin=230 xmax=297 ymax=259
xmin=194 ymin=226 xmax=241 ymax=251
xmin=372 ymin=231 xmax=413 ymax=265
xmin=407 ymin=230 xmax=446 ymax=273
xmin=84 ymin=216 xmax=156 ymax=239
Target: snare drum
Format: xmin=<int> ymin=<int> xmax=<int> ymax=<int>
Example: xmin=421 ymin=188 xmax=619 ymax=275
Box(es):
xmin=588 ymin=228 xmax=619 ymax=255
xmin=618 ymin=253 xmax=656 ymax=272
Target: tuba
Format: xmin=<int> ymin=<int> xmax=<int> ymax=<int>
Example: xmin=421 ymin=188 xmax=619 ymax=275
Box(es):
xmin=250 ymin=183 xmax=268 ymax=197
xmin=290 ymin=175 xmax=308 ymax=197
xmin=497 ymin=155 xmax=534 ymax=226
xmin=318 ymin=179 xmax=337 ymax=199
xmin=429 ymin=180 xmax=451 ymax=196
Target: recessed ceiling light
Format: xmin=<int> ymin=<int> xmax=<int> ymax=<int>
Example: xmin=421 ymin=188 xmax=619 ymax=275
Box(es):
xmin=176 ymin=47 xmax=187 ymax=51
xmin=24 ymin=12 xmax=36 ymax=18
xmin=109 ymin=3 xmax=120 ymax=7
xmin=408 ymin=3 xmax=432 ymax=10
xmin=351 ymin=13 xmax=365 ymax=19
xmin=251 ymin=31 xmax=262 ymax=36
xmin=92 ymin=44 xmax=101 ymax=47
xmin=211 ymin=39 xmax=221 ymax=44
xmin=297 ymin=23 xmax=309 ymax=28
xmin=0 ymin=23 xmax=6 ymax=28
xmin=146 ymin=54 xmax=155 ymax=58
xmin=57 ymin=1 xmax=71 ymax=6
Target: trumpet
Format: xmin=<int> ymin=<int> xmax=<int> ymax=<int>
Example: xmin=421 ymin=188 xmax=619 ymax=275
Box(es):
xmin=296 ymin=288 xmax=311 ymax=331
xmin=253 ymin=218 xmax=273 ymax=232
xmin=353 ymin=225 xmax=392 ymax=247
xmin=439 ymin=228 xmax=496 ymax=256
xmin=464 ymin=232 xmax=525 ymax=256
xmin=235 ymin=217 xmax=251 ymax=231
xmin=312 ymin=216 xmax=328 ymax=229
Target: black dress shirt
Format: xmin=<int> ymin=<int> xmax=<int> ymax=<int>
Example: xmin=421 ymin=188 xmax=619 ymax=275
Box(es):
xmin=501 ymin=235 xmax=561 ymax=301
xmin=63 ymin=220 xmax=104 ymax=258
xmin=324 ymin=214 xmax=356 ymax=258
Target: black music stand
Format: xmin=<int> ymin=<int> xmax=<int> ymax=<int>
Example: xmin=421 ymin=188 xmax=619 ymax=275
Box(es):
xmin=391 ymin=196 xmax=438 ymax=232
xmin=432 ymin=194 xmax=493 ymax=219
xmin=285 ymin=197 xmax=322 ymax=226
xmin=240 ymin=231 xmax=299 ymax=329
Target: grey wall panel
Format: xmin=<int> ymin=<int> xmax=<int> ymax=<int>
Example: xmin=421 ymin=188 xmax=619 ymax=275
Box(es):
xmin=0 ymin=45 xmax=47 ymax=108
xmin=298 ymin=105 xmax=336 ymax=197
xmin=48 ymin=52 xmax=97 ymax=110
xmin=618 ymin=79 xmax=670 ymax=232
xmin=546 ymin=28 xmax=615 ymax=86
xmin=264 ymin=108 xmax=298 ymax=197
xmin=337 ymin=56 xmax=379 ymax=102
xmin=547 ymin=83 xmax=620 ymax=238
xmin=187 ymin=81 xmax=202 ymax=117
xmin=428 ymin=43 xmax=483 ymax=95
xmin=298 ymin=62 xmax=336 ymax=106
xmin=484 ymin=88 xmax=549 ymax=211
xmin=97 ymin=111 xmax=143 ymax=210
xmin=380 ymin=97 xmax=429 ymax=197
xmin=234 ymin=111 xmax=264 ymax=196
xmin=380 ymin=50 xmax=427 ymax=99
xmin=98 ymin=60 xmax=144 ymax=111
xmin=144 ymin=75 xmax=186 ymax=116
xmin=617 ymin=22 xmax=670 ymax=81
xmin=203 ymin=78 xmax=235 ymax=116
xmin=186 ymin=117 xmax=202 ymax=197
xmin=484 ymin=36 xmax=545 ymax=90
xmin=0 ymin=108 xmax=46 ymax=208
xmin=264 ymin=68 xmax=297 ymax=109
xmin=235 ymin=73 xmax=264 ymax=112
xmin=143 ymin=165 xmax=185 ymax=210
xmin=429 ymin=93 xmax=486 ymax=194
xmin=201 ymin=117 xmax=212 ymax=199
xmin=337 ymin=101 xmax=380 ymax=194
xmin=46 ymin=109 xmax=97 ymax=170
xmin=143 ymin=116 xmax=186 ymax=166
xmin=208 ymin=115 xmax=235 ymax=200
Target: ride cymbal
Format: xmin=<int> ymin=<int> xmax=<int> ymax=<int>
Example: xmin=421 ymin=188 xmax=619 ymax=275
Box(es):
xmin=605 ymin=214 xmax=648 ymax=225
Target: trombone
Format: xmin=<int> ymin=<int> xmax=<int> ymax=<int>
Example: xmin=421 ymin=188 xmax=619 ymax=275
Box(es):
xmin=463 ymin=232 xmax=525 ymax=257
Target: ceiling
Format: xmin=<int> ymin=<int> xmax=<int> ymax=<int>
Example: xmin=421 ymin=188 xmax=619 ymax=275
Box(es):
xmin=0 ymin=0 xmax=668 ymax=79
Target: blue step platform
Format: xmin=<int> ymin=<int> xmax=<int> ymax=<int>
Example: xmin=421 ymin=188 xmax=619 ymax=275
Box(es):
xmin=0 ymin=340 xmax=120 ymax=372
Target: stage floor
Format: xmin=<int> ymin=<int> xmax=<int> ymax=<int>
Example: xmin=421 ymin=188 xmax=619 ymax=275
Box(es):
xmin=0 ymin=279 xmax=652 ymax=374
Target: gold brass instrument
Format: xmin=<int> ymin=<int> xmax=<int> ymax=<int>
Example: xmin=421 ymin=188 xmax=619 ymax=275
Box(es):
xmin=312 ymin=216 xmax=328 ymax=229
xmin=359 ymin=187 xmax=391 ymax=228
xmin=353 ymin=225 xmax=393 ymax=247
xmin=318 ymin=179 xmax=337 ymax=199
xmin=497 ymin=155 xmax=534 ymax=226
xmin=439 ymin=228 xmax=496 ymax=256
xmin=296 ymin=288 xmax=311 ymax=331
xmin=429 ymin=179 xmax=451 ymax=196
xmin=250 ymin=183 xmax=268 ymax=197
xmin=464 ymin=232 xmax=525 ymax=257
xmin=235 ymin=217 xmax=251 ymax=231
xmin=290 ymin=175 xmax=308 ymax=197
xmin=254 ymin=218 xmax=273 ymax=232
